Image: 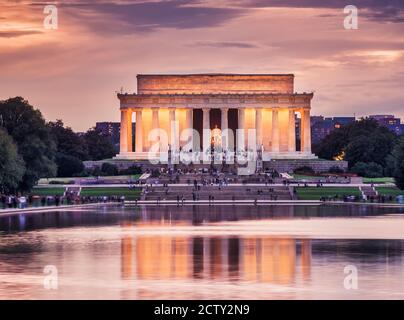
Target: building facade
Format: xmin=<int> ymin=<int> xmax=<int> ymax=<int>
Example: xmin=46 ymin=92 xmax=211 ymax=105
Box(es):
xmin=311 ymin=116 xmax=355 ymax=145
xmin=369 ymin=115 xmax=404 ymax=135
xmin=96 ymin=121 xmax=135 ymax=151
xmin=115 ymin=74 xmax=317 ymax=162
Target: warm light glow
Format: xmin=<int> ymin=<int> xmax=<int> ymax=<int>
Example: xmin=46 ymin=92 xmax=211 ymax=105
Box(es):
xmin=279 ymin=109 xmax=290 ymax=152
xmin=142 ymin=108 xmax=153 ymax=150
xmin=211 ymin=126 xmax=222 ymax=149
xmin=262 ymin=109 xmax=273 ymax=151
xmin=334 ymin=150 xmax=346 ymax=161
xmin=347 ymin=50 xmax=404 ymax=63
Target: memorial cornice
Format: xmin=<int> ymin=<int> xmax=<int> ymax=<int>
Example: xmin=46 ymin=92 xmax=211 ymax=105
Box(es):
xmin=118 ymin=93 xmax=313 ymax=109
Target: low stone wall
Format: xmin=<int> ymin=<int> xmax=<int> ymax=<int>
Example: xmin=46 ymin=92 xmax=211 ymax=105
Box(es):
xmin=85 ymin=159 xmax=348 ymax=174
xmin=263 ymin=159 xmax=348 ymax=173
xmin=84 ymin=160 xmax=165 ymax=172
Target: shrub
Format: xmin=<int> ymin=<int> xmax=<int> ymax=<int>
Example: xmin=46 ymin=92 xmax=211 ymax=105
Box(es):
xmin=100 ymin=163 xmax=118 ymax=176
xmin=329 ymin=166 xmax=345 ymax=174
xmin=351 ymin=162 xmax=383 ymax=178
xmin=151 ymin=169 xmax=160 ymax=178
xmin=294 ymin=166 xmax=315 ymax=174
xmin=119 ymin=165 xmax=142 ymax=175
xmin=49 ymin=180 xmax=74 ymax=185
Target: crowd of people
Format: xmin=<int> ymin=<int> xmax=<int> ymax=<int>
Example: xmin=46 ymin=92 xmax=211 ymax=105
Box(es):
xmin=0 ymin=194 xmax=126 ymax=210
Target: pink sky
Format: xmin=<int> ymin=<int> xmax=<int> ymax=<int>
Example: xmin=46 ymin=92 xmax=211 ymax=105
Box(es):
xmin=1 ymin=0 xmax=403 ymax=131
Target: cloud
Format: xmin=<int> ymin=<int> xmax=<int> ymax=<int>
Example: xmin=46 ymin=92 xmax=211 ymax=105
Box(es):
xmin=238 ymin=0 xmax=404 ymax=23
xmin=54 ymin=0 xmax=245 ymax=34
xmin=362 ymin=6 xmax=404 ymax=23
xmin=1 ymin=1 xmax=404 ymax=130
xmin=192 ymin=41 xmax=259 ymax=48
xmin=0 ymin=30 xmax=43 ymax=38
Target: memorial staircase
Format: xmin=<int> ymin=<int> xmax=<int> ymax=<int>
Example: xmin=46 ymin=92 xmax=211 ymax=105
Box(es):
xmin=143 ymin=185 xmax=292 ymax=201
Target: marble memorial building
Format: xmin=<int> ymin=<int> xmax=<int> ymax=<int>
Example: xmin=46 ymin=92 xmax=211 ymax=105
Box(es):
xmin=115 ymin=74 xmax=316 ymax=161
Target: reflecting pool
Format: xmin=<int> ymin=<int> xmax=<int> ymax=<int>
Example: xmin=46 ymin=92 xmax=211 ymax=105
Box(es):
xmin=1 ymin=204 xmax=404 ymax=299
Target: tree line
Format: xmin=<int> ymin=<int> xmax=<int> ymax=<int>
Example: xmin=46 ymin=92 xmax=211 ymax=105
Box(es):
xmin=0 ymin=97 xmax=116 ymax=193
xmin=313 ymin=118 xmax=404 ymax=189
xmin=2 ymin=96 xmax=404 ymax=192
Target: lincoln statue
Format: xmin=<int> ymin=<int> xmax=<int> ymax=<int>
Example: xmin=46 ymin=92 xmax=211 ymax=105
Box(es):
xmin=115 ymin=74 xmax=316 ymax=162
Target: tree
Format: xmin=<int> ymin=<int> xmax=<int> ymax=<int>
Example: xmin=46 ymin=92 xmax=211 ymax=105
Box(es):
xmin=48 ymin=120 xmax=87 ymax=177
xmin=0 ymin=129 xmax=25 ymax=193
xmin=0 ymin=97 xmax=57 ymax=190
xmin=313 ymin=127 xmax=348 ymax=160
xmin=315 ymin=119 xmax=397 ymax=169
xmin=83 ymin=128 xmax=116 ymax=161
xmin=384 ymin=153 xmax=397 ymax=177
xmin=393 ymin=137 xmax=404 ymax=190
xmin=48 ymin=120 xmax=88 ymax=160
xmin=351 ymin=162 xmax=384 ymax=178
xmin=55 ymin=153 xmax=85 ymax=177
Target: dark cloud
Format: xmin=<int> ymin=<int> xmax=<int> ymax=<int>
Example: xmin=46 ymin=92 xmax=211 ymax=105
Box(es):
xmin=242 ymin=0 xmax=403 ymax=9
xmin=270 ymin=39 xmax=404 ymax=52
xmin=362 ymin=5 xmax=404 ymax=23
xmin=0 ymin=30 xmax=43 ymax=38
xmin=55 ymin=0 xmax=244 ymax=34
xmin=192 ymin=41 xmax=258 ymax=48
xmin=240 ymin=0 xmax=404 ymax=23
xmin=24 ymin=0 xmax=404 ymax=38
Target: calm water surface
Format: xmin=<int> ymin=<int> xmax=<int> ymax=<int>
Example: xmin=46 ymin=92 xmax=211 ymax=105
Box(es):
xmin=1 ymin=204 xmax=404 ymax=299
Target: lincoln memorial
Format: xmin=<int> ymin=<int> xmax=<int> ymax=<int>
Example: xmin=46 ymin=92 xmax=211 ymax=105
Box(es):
xmin=115 ymin=74 xmax=317 ymax=162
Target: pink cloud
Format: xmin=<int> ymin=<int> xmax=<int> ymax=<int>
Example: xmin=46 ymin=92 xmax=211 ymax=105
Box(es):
xmin=0 ymin=1 xmax=403 ymax=131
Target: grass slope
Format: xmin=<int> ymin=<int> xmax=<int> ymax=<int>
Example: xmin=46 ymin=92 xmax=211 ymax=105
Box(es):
xmin=80 ymin=187 xmax=141 ymax=200
xmin=31 ymin=187 xmax=65 ymax=196
xmin=376 ymin=187 xmax=404 ymax=197
xmin=296 ymin=187 xmax=361 ymax=200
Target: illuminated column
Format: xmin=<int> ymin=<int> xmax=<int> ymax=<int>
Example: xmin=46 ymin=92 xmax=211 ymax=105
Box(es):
xmin=152 ymin=108 xmax=159 ymax=152
xmin=272 ymin=109 xmax=279 ymax=152
xmin=301 ymin=108 xmax=311 ymax=153
xmin=288 ymin=109 xmax=296 ymax=152
xmin=126 ymin=109 xmax=133 ymax=152
xmin=221 ymin=108 xmax=229 ymax=151
xmin=135 ymin=109 xmax=142 ymax=153
xmin=255 ymin=108 xmax=263 ymax=149
xmin=186 ymin=108 xmax=193 ymax=151
xmin=120 ymin=109 xmax=129 ymax=153
xmin=238 ymin=108 xmax=245 ymax=151
xmin=169 ymin=108 xmax=177 ymax=151
xmin=202 ymin=108 xmax=210 ymax=153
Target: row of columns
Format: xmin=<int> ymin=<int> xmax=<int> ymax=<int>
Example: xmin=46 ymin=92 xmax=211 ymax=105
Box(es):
xmin=120 ymin=107 xmax=311 ymax=154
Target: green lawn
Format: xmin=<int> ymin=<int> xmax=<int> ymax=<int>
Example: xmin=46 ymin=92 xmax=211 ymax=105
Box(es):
xmin=38 ymin=177 xmax=75 ymax=185
xmin=80 ymin=187 xmax=141 ymax=200
xmin=96 ymin=174 xmax=141 ymax=181
xmin=293 ymin=174 xmax=326 ymax=181
xmin=38 ymin=175 xmax=141 ymax=185
xmin=376 ymin=187 xmax=404 ymax=197
xmin=296 ymin=187 xmax=361 ymax=200
xmin=363 ymin=177 xmax=395 ymax=184
xmin=31 ymin=187 xmax=66 ymax=196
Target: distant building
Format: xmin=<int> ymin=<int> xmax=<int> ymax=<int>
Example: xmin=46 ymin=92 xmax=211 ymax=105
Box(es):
xmin=95 ymin=122 xmax=135 ymax=151
xmin=310 ymin=116 xmax=355 ymax=145
xmin=369 ymin=115 xmax=404 ymax=135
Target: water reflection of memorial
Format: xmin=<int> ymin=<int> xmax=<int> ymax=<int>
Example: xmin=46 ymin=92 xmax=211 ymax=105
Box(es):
xmin=121 ymin=223 xmax=312 ymax=284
